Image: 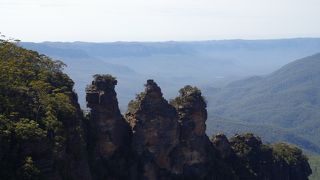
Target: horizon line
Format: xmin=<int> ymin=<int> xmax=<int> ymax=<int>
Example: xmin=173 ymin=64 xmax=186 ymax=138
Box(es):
xmin=20 ymin=37 xmax=320 ymax=44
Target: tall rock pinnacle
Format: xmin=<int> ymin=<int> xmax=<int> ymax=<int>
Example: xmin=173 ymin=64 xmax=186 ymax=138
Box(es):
xmin=86 ymin=74 xmax=131 ymax=179
xmin=126 ymin=80 xmax=180 ymax=179
xmin=170 ymin=85 xmax=219 ymax=179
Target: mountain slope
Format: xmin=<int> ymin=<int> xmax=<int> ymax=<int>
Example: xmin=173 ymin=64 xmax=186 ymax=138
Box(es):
xmin=206 ymin=116 xmax=320 ymax=154
xmin=206 ymin=53 xmax=320 ymax=153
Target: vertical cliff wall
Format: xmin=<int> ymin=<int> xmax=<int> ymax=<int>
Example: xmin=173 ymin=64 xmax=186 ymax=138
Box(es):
xmin=125 ymin=80 xmax=180 ymax=179
xmin=170 ymin=86 xmax=215 ymax=178
xmin=86 ymin=74 xmax=132 ymax=179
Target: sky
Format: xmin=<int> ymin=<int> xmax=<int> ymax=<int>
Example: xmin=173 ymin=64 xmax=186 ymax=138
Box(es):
xmin=0 ymin=0 xmax=320 ymax=42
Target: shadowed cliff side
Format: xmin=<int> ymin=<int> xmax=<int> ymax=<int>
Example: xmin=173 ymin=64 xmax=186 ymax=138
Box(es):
xmin=170 ymin=86 xmax=235 ymax=179
xmin=212 ymin=133 xmax=312 ymax=180
xmin=86 ymin=74 xmax=132 ymax=179
xmin=125 ymin=80 xmax=180 ymax=179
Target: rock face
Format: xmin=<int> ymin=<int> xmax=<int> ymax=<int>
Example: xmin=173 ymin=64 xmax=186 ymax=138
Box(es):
xmin=212 ymin=133 xmax=312 ymax=180
xmin=125 ymin=80 xmax=180 ymax=179
xmin=211 ymin=133 xmax=233 ymax=159
xmin=170 ymin=86 xmax=217 ymax=179
xmin=83 ymin=76 xmax=312 ymax=180
xmin=86 ymin=74 xmax=131 ymax=179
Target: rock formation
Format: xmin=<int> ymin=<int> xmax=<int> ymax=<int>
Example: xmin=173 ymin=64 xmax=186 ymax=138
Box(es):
xmin=211 ymin=133 xmax=233 ymax=159
xmin=125 ymin=80 xmax=180 ymax=179
xmin=83 ymin=76 xmax=312 ymax=180
xmin=212 ymin=133 xmax=312 ymax=180
xmin=170 ymin=85 xmax=218 ymax=179
xmin=86 ymin=74 xmax=132 ymax=179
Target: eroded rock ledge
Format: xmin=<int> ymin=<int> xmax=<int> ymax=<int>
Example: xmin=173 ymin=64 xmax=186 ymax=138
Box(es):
xmin=85 ymin=75 xmax=312 ymax=180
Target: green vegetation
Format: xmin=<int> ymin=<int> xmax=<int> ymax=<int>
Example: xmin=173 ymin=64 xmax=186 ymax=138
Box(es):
xmin=271 ymin=143 xmax=308 ymax=165
xmin=228 ymin=133 xmax=312 ymax=179
xmin=206 ymin=117 xmax=320 ymax=155
xmin=86 ymin=74 xmax=117 ymax=93
xmin=93 ymin=74 xmax=117 ymax=82
xmin=170 ymin=85 xmax=206 ymax=108
xmin=127 ymin=92 xmax=146 ymax=113
xmin=17 ymin=157 xmax=40 ymax=180
xmin=206 ymin=53 xmax=320 ymax=154
xmin=0 ymin=38 xmax=80 ymax=178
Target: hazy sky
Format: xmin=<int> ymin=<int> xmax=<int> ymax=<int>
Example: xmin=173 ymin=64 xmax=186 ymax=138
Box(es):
xmin=1 ymin=0 xmax=320 ymax=42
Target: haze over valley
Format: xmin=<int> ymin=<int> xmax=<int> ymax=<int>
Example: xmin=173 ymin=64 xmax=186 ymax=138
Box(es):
xmin=22 ymin=38 xmax=320 ymax=110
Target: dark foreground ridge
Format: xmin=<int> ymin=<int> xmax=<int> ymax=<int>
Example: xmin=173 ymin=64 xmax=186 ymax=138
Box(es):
xmin=0 ymin=42 xmax=312 ymax=180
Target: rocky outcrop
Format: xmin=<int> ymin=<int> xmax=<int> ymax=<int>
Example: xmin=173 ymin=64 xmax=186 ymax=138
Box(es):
xmin=83 ymin=76 xmax=311 ymax=180
xmin=86 ymin=74 xmax=132 ymax=179
xmin=211 ymin=133 xmax=233 ymax=159
xmin=125 ymin=80 xmax=180 ymax=179
xmin=270 ymin=143 xmax=312 ymax=180
xmin=170 ymin=86 xmax=217 ymax=179
xmin=212 ymin=133 xmax=312 ymax=180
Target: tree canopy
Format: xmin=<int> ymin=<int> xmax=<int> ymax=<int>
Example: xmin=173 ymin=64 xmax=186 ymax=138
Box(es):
xmin=0 ymin=38 xmax=79 ymax=179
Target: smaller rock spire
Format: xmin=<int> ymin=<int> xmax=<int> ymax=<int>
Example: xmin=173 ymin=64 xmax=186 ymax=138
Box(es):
xmin=211 ymin=133 xmax=233 ymax=159
xmin=171 ymin=85 xmax=207 ymax=137
xmin=169 ymin=85 xmax=214 ymax=179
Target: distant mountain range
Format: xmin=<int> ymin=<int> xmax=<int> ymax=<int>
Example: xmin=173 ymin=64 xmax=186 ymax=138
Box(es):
xmin=206 ymin=53 xmax=320 ymax=154
xmin=21 ymin=38 xmax=320 ymax=110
